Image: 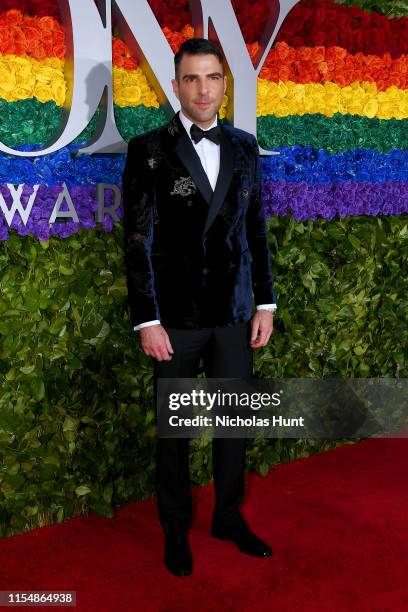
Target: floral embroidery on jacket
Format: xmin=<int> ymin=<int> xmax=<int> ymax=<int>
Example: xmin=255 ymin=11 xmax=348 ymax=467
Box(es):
xmin=167 ymin=117 xmax=181 ymax=136
xmin=170 ymin=176 xmax=197 ymax=197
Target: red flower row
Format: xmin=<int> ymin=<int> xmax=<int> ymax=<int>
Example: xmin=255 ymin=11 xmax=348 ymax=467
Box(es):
xmin=0 ymin=10 xmax=65 ymax=59
xmin=0 ymin=0 xmax=59 ymax=19
xmin=277 ymin=0 xmax=408 ymax=59
xmin=1 ymin=0 xmax=407 ymax=60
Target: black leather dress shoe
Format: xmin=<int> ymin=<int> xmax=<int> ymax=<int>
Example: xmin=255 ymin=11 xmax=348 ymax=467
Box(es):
xmin=164 ymin=532 xmax=192 ymax=576
xmin=211 ymin=520 xmax=272 ymax=558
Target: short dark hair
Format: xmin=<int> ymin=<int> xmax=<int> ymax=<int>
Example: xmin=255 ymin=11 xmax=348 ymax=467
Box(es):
xmin=174 ymin=38 xmax=224 ymax=78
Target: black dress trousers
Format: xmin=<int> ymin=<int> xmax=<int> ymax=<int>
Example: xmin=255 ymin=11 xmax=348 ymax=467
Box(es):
xmin=153 ymin=320 xmax=253 ymax=534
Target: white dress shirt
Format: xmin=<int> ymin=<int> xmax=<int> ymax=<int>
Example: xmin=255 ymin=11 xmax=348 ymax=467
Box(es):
xmin=134 ymin=110 xmax=276 ymax=331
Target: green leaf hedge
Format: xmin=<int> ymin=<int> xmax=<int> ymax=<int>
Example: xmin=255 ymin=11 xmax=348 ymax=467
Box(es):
xmin=334 ymin=0 xmax=408 ymax=18
xmin=0 ymin=214 xmax=407 ymax=536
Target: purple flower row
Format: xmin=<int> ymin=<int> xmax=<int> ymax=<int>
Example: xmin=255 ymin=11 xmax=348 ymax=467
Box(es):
xmin=1 ymin=180 xmax=407 ymax=241
xmin=263 ymin=180 xmax=408 ymax=221
xmin=0 ymin=184 xmax=123 ymax=241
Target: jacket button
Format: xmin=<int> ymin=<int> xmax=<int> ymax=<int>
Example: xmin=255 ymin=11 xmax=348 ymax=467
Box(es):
xmin=186 ymin=200 xmax=193 ymax=207
xmin=203 ymin=268 xmax=209 ymax=275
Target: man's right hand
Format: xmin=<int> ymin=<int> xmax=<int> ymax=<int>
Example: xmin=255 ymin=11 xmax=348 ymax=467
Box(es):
xmin=140 ymin=325 xmax=174 ymax=361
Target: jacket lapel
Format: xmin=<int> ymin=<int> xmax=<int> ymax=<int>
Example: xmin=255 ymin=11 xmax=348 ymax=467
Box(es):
xmin=202 ymin=127 xmax=234 ymax=236
xmin=173 ymin=116 xmax=213 ymax=205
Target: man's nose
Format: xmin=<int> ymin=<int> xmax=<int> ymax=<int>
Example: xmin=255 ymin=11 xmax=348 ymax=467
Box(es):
xmin=197 ymin=78 xmax=209 ymax=96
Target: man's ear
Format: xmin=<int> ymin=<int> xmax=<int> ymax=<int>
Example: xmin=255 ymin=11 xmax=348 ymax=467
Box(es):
xmin=171 ymin=78 xmax=180 ymax=101
xmin=223 ymin=75 xmax=227 ymax=94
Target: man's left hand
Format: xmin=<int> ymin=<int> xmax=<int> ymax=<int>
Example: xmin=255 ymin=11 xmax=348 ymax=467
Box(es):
xmin=250 ymin=310 xmax=274 ymax=349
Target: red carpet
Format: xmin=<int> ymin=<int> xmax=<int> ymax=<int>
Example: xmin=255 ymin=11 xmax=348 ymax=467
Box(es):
xmin=1 ymin=437 xmax=407 ymax=612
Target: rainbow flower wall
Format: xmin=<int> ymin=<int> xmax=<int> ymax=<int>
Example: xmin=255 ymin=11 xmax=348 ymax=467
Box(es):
xmin=0 ymin=0 xmax=407 ymax=240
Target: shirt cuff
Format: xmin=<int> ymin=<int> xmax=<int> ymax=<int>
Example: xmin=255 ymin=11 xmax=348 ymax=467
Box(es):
xmin=134 ymin=320 xmax=161 ymax=331
xmin=256 ymin=304 xmax=277 ymax=312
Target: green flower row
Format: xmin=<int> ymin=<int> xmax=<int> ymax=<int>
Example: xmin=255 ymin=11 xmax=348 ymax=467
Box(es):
xmin=1 ymin=99 xmax=408 ymax=155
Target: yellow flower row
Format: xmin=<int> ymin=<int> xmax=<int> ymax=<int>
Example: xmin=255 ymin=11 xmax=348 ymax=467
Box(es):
xmin=257 ymin=79 xmax=408 ymax=120
xmin=0 ymin=55 xmax=66 ymax=106
xmin=113 ymin=67 xmax=408 ymax=120
xmin=113 ymin=66 xmax=160 ymax=108
xmin=1 ymin=55 xmax=407 ymax=121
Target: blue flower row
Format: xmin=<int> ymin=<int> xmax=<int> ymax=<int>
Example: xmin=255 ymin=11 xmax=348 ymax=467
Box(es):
xmin=261 ymin=146 xmax=408 ymax=184
xmin=0 ymin=144 xmax=407 ymax=186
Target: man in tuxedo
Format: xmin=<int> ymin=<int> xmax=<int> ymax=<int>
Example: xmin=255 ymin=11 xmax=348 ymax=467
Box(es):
xmin=122 ymin=38 xmax=277 ymax=576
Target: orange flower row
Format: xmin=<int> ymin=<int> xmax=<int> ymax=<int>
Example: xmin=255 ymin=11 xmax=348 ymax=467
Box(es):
xmin=112 ymin=25 xmax=194 ymax=69
xmin=0 ymin=9 xmax=189 ymax=65
xmin=0 ymin=9 xmax=65 ymax=59
xmin=255 ymin=41 xmax=408 ymax=91
xmin=114 ymin=36 xmax=407 ymax=92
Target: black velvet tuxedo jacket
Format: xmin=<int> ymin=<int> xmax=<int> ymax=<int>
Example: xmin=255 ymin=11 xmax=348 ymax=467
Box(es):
xmin=122 ymin=111 xmax=277 ymax=330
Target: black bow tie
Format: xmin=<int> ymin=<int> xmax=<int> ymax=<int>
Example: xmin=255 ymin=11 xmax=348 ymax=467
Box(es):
xmin=190 ymin=123 xmax=221 ymax=145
